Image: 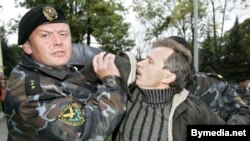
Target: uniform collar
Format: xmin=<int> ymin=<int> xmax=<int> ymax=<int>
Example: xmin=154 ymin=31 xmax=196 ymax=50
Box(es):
xmin=20 ymin=54 xmax=71 ymax=80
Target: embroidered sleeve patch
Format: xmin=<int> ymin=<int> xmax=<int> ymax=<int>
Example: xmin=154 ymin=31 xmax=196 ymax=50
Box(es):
xmin=58 ymin=102 xmax=84 ymax=126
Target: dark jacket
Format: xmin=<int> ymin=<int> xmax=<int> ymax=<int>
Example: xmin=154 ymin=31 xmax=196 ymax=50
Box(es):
xmin=114 ymin=88 xmax=225 ymax=141
xmin=171 ymin=90 xmax=225 ymax=141
xmin=4 ymin=53 xmax=126 ymax=141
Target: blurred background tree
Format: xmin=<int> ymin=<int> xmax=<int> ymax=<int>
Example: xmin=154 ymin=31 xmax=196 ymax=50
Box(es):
xmin=132 ymin=0 xmax=250 ymax=82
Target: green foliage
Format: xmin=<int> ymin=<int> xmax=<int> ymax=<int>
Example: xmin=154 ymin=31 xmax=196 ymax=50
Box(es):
xmin=133 ymin=0 xmax=172 ymax=39
xmin=221 ymin=17 xmax=249 ymax=82
xmin=132 ymin=0 xmax=250 ymax=78
xmin=239 ymin=18 xmax=250 ymax=63
xmin=88 ymin=1 xmax=135 ymax=53
xmin=1 ymin=39 xmax=22 ymax=77
xmin=133 ymin=0 xmax=207 ymax=41
xmin=199 ymin=32 xmax=218 ymax=72
xmin=199 ymin=16 xmax=250 ymax=80
xmin=171 ymin=0 xmax=206 ymax=24
xmin=18 ymin=0 xmax=134 ymax=54
xmin=1 ymin=23 xmax=22 ymax=77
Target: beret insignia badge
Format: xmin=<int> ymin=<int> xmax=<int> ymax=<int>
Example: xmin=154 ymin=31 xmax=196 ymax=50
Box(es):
xmin=43 ymin=5 xmax=58 ymax=21
xmin=58 ymin=102 xmax=84 ymax=126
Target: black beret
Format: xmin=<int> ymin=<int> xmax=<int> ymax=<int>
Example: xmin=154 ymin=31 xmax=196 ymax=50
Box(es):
xmin=169 ymin=36 xmax=189 ymax=49
xmin=18 ymin=4 xmax=68 ymax=45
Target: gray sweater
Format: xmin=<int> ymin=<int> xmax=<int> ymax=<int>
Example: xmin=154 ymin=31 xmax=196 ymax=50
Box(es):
xmin=114 ymin=88 xmax=176 ymax=141
xmin=113 ymin=87 xmax=225 ymax=141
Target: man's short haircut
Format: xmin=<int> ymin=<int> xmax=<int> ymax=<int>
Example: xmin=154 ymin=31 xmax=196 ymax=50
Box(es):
xmin=152 ymin=37 xmax=192 ymax=91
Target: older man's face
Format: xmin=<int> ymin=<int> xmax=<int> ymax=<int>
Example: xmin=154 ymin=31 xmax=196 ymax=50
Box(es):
xmin=136 ymin=47 xmax=174 ymax=89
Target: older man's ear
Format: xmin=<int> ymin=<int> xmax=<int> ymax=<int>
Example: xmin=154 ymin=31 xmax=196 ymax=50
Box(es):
xmin=162 ymin=69 xmax=176 ymax=85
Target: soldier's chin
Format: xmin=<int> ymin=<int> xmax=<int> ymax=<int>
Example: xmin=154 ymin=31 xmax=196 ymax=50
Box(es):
xmin=52 ymin=62 xmax=68 ymax=69
xmin=54 ymin=58 xmax=70 ymax=65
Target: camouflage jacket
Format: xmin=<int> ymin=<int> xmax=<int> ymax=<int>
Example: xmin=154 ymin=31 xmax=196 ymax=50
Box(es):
xmin=186 ymin=72 xmax=250 ymax=122
xmin=4 ymin=54 xmax=127 ymax=141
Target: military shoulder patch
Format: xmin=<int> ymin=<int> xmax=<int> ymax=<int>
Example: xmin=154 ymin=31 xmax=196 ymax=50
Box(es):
xmin=25 ymin=74 xmax=43 ymax=96
xmin=58 ymin=102 xmax=84 ymax=126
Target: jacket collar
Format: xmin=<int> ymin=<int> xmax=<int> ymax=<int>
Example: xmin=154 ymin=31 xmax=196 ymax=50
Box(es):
xmin=20 ymin=54 xmax=71 ymax=80
xmin=168 ymin=89 xmax=189 ymax=141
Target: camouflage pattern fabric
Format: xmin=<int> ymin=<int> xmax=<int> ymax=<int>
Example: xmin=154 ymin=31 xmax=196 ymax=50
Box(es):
xmin=4 ymin=54 xmax=127 ymax=141
xmin=186 ymin=72 xmax=250 ymax=124
xmin=187 ymin=72 xmax=232 ymax=112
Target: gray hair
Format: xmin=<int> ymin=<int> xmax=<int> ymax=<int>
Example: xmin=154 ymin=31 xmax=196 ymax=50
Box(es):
xmin=152 ymin=37 xmax=192 ymax=91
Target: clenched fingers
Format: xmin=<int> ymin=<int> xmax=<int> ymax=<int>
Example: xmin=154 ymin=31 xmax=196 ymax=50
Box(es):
xmin=93 ymin=52 xmax=120 ymax=80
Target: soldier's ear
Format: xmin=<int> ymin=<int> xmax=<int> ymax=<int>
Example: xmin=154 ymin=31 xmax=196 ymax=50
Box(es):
xmin=161 ymin=69 xmax=176 ymax=84
xmin=22 ymin=41 xmax=32 ymax=55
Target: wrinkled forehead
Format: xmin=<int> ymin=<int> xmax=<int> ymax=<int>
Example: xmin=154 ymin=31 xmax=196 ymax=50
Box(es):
xmin=149 ymin=47 xmax=174 ymax=60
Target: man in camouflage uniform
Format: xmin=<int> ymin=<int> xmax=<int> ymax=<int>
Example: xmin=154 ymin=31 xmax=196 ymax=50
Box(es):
xmin=186 ymin=72 xmax=250 ymax=124
xmin=4 ymin=4 xmax=136 ymax=141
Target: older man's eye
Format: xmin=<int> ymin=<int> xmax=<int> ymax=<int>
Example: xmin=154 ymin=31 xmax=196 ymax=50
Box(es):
xmin=148 ymin=59 xmax=154 ymax=64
